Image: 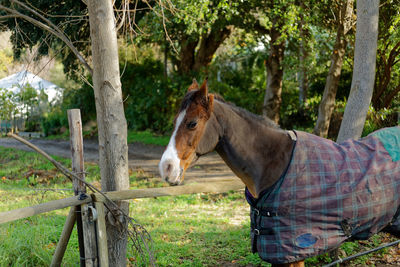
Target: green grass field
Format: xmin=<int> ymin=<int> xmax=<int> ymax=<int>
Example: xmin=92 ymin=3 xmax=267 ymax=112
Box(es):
xmin=46 ymin=130 xmax=170 ymax=146
xmin=0 ymin=146 xmax=399 ymax=266
xmin=127 ymin=130 xmax=170 ymax=146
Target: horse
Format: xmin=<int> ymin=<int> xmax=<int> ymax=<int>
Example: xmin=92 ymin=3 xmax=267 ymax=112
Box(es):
xmin=158 ymin=78 xmax=400 ymax=267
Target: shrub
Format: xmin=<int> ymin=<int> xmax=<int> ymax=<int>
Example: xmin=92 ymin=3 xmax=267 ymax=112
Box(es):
xmin=41 ymin=109 xmax=67 ymax=136
xmin=363 ymin=106 xmax=399 ymax=136
xmin=122 ymin=59 xmax=189 ymax=133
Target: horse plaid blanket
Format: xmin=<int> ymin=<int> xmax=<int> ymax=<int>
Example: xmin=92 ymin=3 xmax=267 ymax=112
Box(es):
xmin=246 ymin=127 xmax=400 ymax=264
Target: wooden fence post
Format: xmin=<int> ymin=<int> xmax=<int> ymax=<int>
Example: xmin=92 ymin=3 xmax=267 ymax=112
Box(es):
xmin=50 ymin=206 xmax=77 ymax=267
xmin=95 ymin=201 xmax=109 ymax=266
xmin=68 ymin=109 xmax=98 ymax=267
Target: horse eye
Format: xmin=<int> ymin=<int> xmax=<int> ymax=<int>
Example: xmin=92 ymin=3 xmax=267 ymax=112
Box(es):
xmin=187 ymin=121 xmax=197 ymax=129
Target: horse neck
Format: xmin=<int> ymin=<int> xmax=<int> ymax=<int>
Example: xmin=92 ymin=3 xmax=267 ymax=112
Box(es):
xmin=212 ymin=100 xmax=294 ymax=198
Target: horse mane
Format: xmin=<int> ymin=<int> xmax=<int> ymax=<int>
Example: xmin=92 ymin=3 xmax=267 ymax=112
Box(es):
xmin=179 ymin=90 xmax=279 ymax=129
xmin=212 ymin=93 xmax=280 ymax=129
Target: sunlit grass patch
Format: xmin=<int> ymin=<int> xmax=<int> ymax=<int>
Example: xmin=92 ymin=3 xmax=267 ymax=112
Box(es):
xmin=127 ymin=130 xmax=170 ymax=146
xmin=45 ymin=130 xmax=171 ymax=147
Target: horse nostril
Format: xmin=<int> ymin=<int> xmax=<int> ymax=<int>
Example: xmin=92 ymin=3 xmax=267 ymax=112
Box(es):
xmin=165 ymin=163 xmax=173 ymax=177
xmin=166 ymin=164 xmax=172 ymax=173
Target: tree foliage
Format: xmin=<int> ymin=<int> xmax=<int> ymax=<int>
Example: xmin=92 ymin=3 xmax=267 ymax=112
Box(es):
xmin=0 ymin=47 xmax=13 ymax=77
xmin=1 ymin=0 xmax=89 ymax=77
xmin=372 ymin=0 xmax=400 ymax=110
xmin=1 ymin=0 xmax=399 ymax=137
xmin=0 ymin=88 xmax=16 ymax=123
xmin=138 ymin=0 xmax=293 ymax=74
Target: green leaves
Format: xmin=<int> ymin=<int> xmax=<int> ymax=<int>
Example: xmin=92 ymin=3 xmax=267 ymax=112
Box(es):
xmin=0 ymin=88 xmax=16 ymax=122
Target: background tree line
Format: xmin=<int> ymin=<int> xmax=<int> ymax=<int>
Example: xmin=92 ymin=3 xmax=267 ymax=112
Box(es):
xmin=1 ymin=0 xmax=399 ymax=139
xmin=0 ymin=84 xmax=50 ymax=133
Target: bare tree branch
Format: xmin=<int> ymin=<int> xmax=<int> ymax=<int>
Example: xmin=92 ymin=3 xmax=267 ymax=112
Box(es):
xmin=159 ymin=0 xmax=178 ymax=55
xmin=12 ymin=0 xmax=92 ymax=73
xmin=24 ymin=0 xmax=87 ymax=19
xmin=115 ymin=0 xmax=127 ymax=32
xmin=0 ymin=15 xmax=18 ymax=20
xmin=0 ymin=2 xmax=93 ymax=74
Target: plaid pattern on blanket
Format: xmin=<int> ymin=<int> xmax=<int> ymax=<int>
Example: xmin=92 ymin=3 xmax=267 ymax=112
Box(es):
xmin=246 ymin=127 xmax=400 ymax=264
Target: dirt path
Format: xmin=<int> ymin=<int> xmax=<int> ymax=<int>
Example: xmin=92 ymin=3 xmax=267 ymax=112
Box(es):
xmin=0 ymin=137 xmax=239 ymax=185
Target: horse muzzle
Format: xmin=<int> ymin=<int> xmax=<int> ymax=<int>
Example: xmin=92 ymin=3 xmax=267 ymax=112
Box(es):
xmin=159 ymin=158 xmax=184 ymax=186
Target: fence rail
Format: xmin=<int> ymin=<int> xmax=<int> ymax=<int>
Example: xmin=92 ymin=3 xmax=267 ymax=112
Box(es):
xmin=0 ymin=194 xmax=92 ymax=224
xmin=0 ymin=180 xmax=244 ymax=225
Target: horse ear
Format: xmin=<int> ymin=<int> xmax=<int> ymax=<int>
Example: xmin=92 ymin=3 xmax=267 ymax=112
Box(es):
xmin=208 ymin=94 xmax=214 ymax=114
xmin=199 ymin=77 xmax=208 ymax=96
xmin=188 ymin=78 xmax=199 ymax=91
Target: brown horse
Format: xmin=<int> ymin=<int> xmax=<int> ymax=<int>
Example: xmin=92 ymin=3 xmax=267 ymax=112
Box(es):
xmin=159 ymin=79 xmax=400 ymax=266
xmin=159 ymin=79 xmax=301 ymax=266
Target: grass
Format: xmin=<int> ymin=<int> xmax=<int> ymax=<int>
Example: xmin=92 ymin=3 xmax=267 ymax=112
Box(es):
xmin=46 ymin=130 xmax=170 ymax=146
xmin=127 ymin=130 xmax=170 ymax=146
xmin=0 ymin=146 xmax=399 ymax=266
xmin=45 ymin=132 xmax=70 ymax=140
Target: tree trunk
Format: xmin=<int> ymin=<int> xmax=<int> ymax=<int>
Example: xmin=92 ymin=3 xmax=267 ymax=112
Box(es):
xmin=87 ymin=0 xmax=130 ymax=266
xmin=337 ymin=0 xmax=379 ymax=143
xmin=313 ymin=0 xmax=354 ymax=137
xmin=297 ymin=6 xmax=308 ymax=107
xmin=263 ymin=25 xmax=285 ymax=124
xmin=178 ymin=35 xmax=198 ymax=74
xmin=372 ymin=41 xmax=400 ymax=109
xmin=192 ymin=27 xmax=231 ymax=72
xmin=178 ymin=27 xmax=231 ymax=75
xmin=383 ymin=83 xmax=400 ymax=108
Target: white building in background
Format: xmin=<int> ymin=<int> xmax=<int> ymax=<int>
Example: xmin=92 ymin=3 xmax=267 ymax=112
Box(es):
xmin=0 ymin=70 xmax=61 ymax=103
xmin=0 ymin=70 xmax=63 ymax=133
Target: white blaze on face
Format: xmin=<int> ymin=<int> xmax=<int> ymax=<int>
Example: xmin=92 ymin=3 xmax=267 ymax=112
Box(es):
xmin=159 ymin=110 xmax=186 ymax=184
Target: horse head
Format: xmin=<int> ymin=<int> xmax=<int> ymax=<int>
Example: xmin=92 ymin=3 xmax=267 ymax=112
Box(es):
xmin=159 ymin=78 xmax=217 ymax=185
